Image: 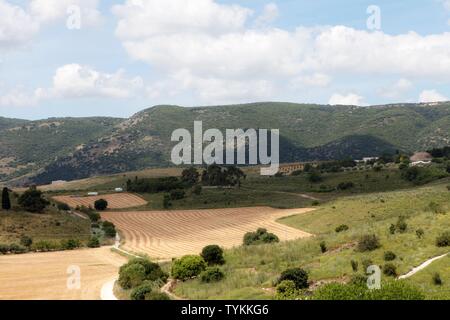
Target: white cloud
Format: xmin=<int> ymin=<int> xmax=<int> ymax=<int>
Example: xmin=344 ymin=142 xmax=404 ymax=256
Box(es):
xmin=254 ymin=3 xmax=279 ymax=27
xmin=291 ymin=73 xmax=331 ymax=88
xmin=0 ymin=64 xmax=144 ymax=107
xmin=0 ymin=0 xmax=39 ymax=48
xmin=112 ymin=0 xmax=450 ymax=104
xmin=379 ymin=78 xmax=412 ymax=99
xmin=419 ymin=89 xmax=448 ymax=103
xmin=329 ymin=93 xmax=365 ymax=106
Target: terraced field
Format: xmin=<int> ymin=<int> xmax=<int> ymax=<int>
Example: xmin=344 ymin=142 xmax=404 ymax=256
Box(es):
xmin=53 ymin=193 xmax=147 ymax=209
xmin=0 ymin=247 xmax=125 ymax=300
xmin=101 ymin=207 xmax=314 ymax=260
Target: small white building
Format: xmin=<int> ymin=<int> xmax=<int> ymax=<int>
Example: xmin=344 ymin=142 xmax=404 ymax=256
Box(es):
xmin=51 ymin=180 xmax=67 ymax=185
xmin=114 ymin=188 xmax=123 ymax=192
xmin=87 ymin=192 xmax=99 ymax=196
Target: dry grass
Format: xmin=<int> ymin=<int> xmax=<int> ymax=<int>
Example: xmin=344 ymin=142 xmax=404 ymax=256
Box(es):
xmin=0 ymin=247 xmax=125 ymax=300
xmin=52 ymin=193 xmax=147 ymax=209
xmin=101 ymin=207 xmax=314 ymax=260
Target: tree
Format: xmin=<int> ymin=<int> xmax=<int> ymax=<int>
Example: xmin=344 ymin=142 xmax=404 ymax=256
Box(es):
xmin=94 ymin=199 xmax=108 ymax=211
xmin=18 ymin=186 xmax=49 ymax=213
xmin=201 ymin=245 xmax=225 ymax=265
xmin=171 ymin=255 xmax=207 ymax=281
xmin=181 ymin=167 xmax=199 ymax=186
xmin=278 ymin=268 xmax=309 ymax=289
xmin=1 ymin=187 xmax=11 ymax=210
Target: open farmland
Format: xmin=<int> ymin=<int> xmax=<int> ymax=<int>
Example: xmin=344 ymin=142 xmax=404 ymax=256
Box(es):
xmin=101 ymin=207 xmax=314 ymax=260
xmin=0 ymin=247 xmax=125 ymax=300
xmin=53 ymin=193 xmax=147 ymax=209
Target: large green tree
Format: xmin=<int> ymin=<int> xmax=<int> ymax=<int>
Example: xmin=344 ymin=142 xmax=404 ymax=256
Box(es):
xmin=1 ymin=187 xmax=11 ymax=210
xmin=18 ymin=186 xmax=49 ymax=213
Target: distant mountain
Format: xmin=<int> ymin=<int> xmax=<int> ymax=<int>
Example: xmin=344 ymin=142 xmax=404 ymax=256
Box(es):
xmin=2 ymin=101 xmax=450 ymax=185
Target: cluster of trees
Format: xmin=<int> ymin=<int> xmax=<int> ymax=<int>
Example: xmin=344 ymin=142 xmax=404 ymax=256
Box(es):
xmin=1 ymin=186 xmax=50 ymax=213
xmin=201 ymin=165 xmax=245 ymax=187
xmin=243 ymin=228 xmax=279 ymax=246
xmin=427 ymin=146 xmax=450 ymax=159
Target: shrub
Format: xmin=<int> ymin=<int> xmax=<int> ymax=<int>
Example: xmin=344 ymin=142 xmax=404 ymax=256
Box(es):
xmin=200 ymin=267 xmax=225 ymax=283
xmin=428 ymin=201 xmax=445 ymax=214
xmin=145 ymin=292 xmax=171 ymax=300
xmin=118 ymin=264 xmax=146 ymax=289
xmin=60 ymin=239 xmax=81 ymax=250
xmin=57 ymin=202 xmax=70 ymax=211
xmin=192 ymin=184 xmax=202 ymax=195
xmin=389 ymin=224 xmax=396 ymax=235
xmin=335 ymin=224 xmax=349 ymax=233
xmin=336 ymin=182 xmax=354 ymax=190
xmin=436 ymin=232 xmax=450 ymax=247
xmin=130 ymin=281 xmax=160 ymax=300
xmin=349 ymin=274 xmax=367 ymax=286
xmin=350 ymin=260 xmax=359 ymax=272
xmin=87 ymin=237 xmax=100 ymax=248
xmin=384 ymin=251 xmax=397 ymax=261
xmin=320 ymin=241 xmax=327 ymax=253
xmin=362 ymin=259 xmax=373 ymax=273
xmin=8 ymin=244 xmax=28 ymax=254
xmin=20 ymin=235 xmax=33 ymax=248
xmin=383 ymin=263 xmax=397 ymax=277
xmin=32 ymin=240 xmax=60 ymax=252
xmin=170 ymin=189 xmax=186 ymax=200
xmin=18 ymin=187 xmax=49 ymax=213
xmin=416 ymin=229 xmax=425 ymax=239
xmin=432 ymin=273 xmax=443 ymax=286
xmin=275 ymin=280 xmax=300 ymax=300
xmin=308 ymin=171 xmax=323 ymax=183
xmin=0 ymin=244 xmax=10 ymax=254
xmin=171 ymin=255 xmax=207 ymax=281
xmin=243 ymin=228 xmax=279 ymax=246
xmin=395 ymin=217 xmax=408 ymax=233
xmin=357 ymin=234 xmax=381 ymax=252
xmin=94 ymin=199 xmax=108 ymax=211
xmin=102 ymin=221 xmax=117 ymax=238
xmin=163 ymin=194 xmax=172 ymax=209
xmin=278 ymin=268 xmax=309 ymax=289
xmin=119 ymin=258 xmax=168 ymax=289
xmin=201 ymin=245 xmax=225 ymax=265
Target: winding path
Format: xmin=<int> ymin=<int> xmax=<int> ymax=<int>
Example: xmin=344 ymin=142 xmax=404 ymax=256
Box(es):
xmin=398 ymin=252 xmax=449 ymax=279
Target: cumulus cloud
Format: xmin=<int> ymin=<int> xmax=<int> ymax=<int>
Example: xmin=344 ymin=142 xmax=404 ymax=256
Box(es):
xmin=291 ymin=73 xmax=331 ymax=88
xmin=419 ymin=89 xmax=448 ymax=103
xmin=254 ymin=3 xmax=279 ymax=27
xmin=112 ymin=0 xmax=450 ymax=104
xmin=0 ymin=64 xmax=144 ymax=107
xmin=328 ymin=93 xmax=365 ymax=106
xmin=378 ymin=78 xmax=412 ymax=99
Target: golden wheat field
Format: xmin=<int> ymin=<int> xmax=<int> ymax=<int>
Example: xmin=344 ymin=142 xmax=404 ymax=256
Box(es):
xmin=0 ymin=247 xmax=125 ymax=300
xmin=53 ymin=193 xmax=147 ymax=209
xmin=101 ymin=207 xmax=314 ymax=260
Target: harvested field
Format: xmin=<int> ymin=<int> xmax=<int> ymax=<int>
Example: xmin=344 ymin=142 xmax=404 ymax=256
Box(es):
xmin=53 ymin=193 xmax=147 ymax=209
xmin=101 ymin=207 xmax=314 ymax=260
xmin=0 ymin=247 xmax=125 ymax=300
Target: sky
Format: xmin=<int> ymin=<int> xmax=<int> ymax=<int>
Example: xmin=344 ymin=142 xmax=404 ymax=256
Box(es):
xmin=0 ymin=0 xmax=450 ymax=120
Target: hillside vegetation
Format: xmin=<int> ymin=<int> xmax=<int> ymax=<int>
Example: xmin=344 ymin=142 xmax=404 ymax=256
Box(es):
xmin=3 ymin=102 xmax=450 ymax=184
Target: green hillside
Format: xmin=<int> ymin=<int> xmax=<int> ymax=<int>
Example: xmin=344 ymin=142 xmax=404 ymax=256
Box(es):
xmin=3 ymin=101 xmax=450 ymax=185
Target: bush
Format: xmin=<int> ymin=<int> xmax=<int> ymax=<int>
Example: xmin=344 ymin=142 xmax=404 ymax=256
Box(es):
xmin=201 ymin=245 xmax=225 ymax=265
xmin=94 ymin=199 xmax=108 ymax=211
xmin=395 ymin=217 xmax=408 ymax=233
xmin=243 ymin=228 xmax=279 ymax=246
xmin=428 ymin=201 xmax=445 ymax=214
xmin=102 ymin=221 xmax=117 ymax=238
xmin=20 ymin=235 xmax=33 ymax=247
xmin=18 ymin=187 xmax=49 ymax=213
xmin=320 ymin=241 xmax=327 ymax=253
xmin=32 ymin=240 xmax=60 ymax=252
xmin=335 ymin=224 xmax=349 ymax=233
xmin=349 ymin=274 xmax=367 ymax=286
xmin=357 ymin=234 xmax=381 ymax=252
xmin=436 ymin=232 xmax=450 ymax=247
xmin=163 ymin=194 xmax=172 ymax=209
xmin=170 ymin=189 xmax=185 ymax=200
xmin=192 ymin=184 xmax=202 ymax=195
xmin=275 ymin=280 xmax=300 ymax=300
xmin=433 ymin=273 xmax=443 ymax=286
xmin=383 ymin=263 xmax=397 ymax=277
xmin=384 ymin=251 xmax=397 ymax=261
xmin=130 ymin=281 xmax=160 ymax=300
xmin=171 ymin=255 xmax=207 ymax=281
xmin=119 ymin=258 xmax=168 ymax=289
xmin=87 ymin=237 xmax=100 ymax=248
xmin=308 ymin=172 xmax=323 ymax=183
xmin=145 ymin=292 xmax=171 ymax=300
xmin=416 ymin=229 xmax=424 ymax=239
xmin=336 ymin=182 xmax=354 ymax=190
xmin=350 ymin=260 xmax=358 ymax=272
xmin=278 ymin=268 xmax=309 ymax=289
xmin=8 ymin=244 xmax=28 ymax=254
xmin=118 ymin=264 xmax=146 ymax=289
xmin=200 ymin=267 xmax=225 ymax=283
xmin=389 ymin=224 xmax=396 ymax=235
xmin=60 ymin=239 xmax=81 ymax=250
xmin=57 ymin=202 xmax=70 ymax=211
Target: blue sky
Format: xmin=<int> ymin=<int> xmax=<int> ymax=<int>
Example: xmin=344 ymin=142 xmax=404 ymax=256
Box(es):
xmin=0 ymin=0 xmax=449 ymax=120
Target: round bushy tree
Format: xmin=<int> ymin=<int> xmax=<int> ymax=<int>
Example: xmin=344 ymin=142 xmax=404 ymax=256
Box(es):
xmin=18 ymin=187 xmax=49 ymax=213
xmin=118 ymin=264 xmax=146 ymax=289
xmin=94 ymin=199 xmax=108 ymax=211
xmin=357 ymin=234 xmax=381 ymax=252
xmin=278 ymin=268 xmax=309 ymax=289
xmin=201 ymin=245 xmax=225 ymax=265
xmin=200 ymin=267 xmax=225 ymax=283
xmin=171 ymin=255 xmax=207 ymax=281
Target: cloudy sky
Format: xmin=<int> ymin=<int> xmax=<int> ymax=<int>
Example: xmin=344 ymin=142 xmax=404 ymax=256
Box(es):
xmin=1 ymin=0 xmax=450 ymax=120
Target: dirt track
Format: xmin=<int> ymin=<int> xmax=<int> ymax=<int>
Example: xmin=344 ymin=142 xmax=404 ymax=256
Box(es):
xmin=53 ymin=193 xmax=147 ymax=209
xmin=0 ymin=247 xmax=125 ymax=300
xmin=101 ymin=207 xmax=314 ymax=260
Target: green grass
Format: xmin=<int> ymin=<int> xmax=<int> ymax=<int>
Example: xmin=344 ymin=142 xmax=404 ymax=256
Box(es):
xmin=174 ymin=180 xmax=450 ymax=299
xmin=404 ymin=255 xmax=450 ymax=300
